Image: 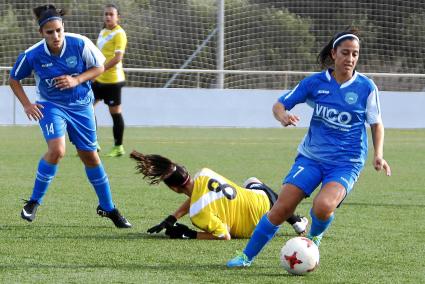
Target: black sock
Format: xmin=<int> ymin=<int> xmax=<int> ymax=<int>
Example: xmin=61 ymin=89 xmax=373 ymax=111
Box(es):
xmin=286 ymin=214 xmax=301 ymax=225
xmin=111 ymin=113 xmax=124 ymax=146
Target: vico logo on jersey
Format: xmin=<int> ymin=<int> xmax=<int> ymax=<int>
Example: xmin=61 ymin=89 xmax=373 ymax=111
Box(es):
xmin=45 ymin=78 xmax=57 ymax=89
xmin=45 ymin=73 xmax=79 ymax=89
xmin=314 ymin=104 xmax=352 ymax=126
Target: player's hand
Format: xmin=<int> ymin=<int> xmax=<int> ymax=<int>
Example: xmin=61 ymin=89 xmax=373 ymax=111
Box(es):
xmin=23 ymin=103 xmax=44 ymax=121
xmin=281 ymin=112 xmax=300 ymax=127
xmin=54 ymin=75 xmax=80 ymax=90
xmin=147 ymin=215 xmax=177 ymax=234
xmin=373 ymin=156 xmax=391 ymax=176
xmin=165 ymin=223 xmax=197 ymax=239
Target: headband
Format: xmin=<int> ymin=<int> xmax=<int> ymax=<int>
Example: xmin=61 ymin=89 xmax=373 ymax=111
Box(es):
xmin=38 ymin=10 xmax=62 ymax=27
xmin=163 ymin=165 xmax=190 ymax=187
xmin=332 ymin=34 xmax=359 ymax=48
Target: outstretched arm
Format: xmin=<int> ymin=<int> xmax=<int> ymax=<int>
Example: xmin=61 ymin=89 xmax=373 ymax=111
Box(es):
xmin=272 ymin=101 xmax=300 ymax=127
xmin=370 ymin=123 xmax=391 ymax=176
xmin=165 ymin=224 xmax=231 ymax=240
xmin=172 ymin=198 xmax=190 ymax=219
xmin=165 ymin=209 xmax=232 ymax=240
xmin=147 ymin=198 xmax=191 ymax=234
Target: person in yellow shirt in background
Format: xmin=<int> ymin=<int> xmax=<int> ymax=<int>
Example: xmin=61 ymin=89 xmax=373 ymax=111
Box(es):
xmin=130 ymin=151 xmax=308 ymax=240
xmin=93 ymin=4 xmax=127 ymax=157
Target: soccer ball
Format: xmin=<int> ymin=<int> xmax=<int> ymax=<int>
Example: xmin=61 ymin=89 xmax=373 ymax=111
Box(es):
xmin=280 ymin=237 xmax=320 ymax=275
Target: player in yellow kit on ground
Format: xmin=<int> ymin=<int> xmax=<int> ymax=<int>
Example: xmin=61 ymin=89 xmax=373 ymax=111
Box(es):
xmin=130 ymin=151 xmax=308 ymax=240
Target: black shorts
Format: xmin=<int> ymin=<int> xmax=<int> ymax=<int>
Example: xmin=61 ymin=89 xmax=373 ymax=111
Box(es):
xmin=245 ymin=182 xmax=278 ymax=209
xmin=92 ymin=81 xmax=125 ymax=106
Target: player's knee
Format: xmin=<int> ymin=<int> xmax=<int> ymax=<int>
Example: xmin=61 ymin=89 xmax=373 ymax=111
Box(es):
xmin=46 ymin=148 xmax=65 ymax=163
xmin=312 ymin=200 xmax=335 ymax=220
xmin=109 ymin=105 xmax=121 ymax=114
xmin=80 ymin=152 xmax=101 ymax=167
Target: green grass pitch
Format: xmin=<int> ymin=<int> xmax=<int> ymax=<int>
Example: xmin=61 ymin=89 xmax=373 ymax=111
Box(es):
xmin=0 ymin=126 xmax=424 ymax=283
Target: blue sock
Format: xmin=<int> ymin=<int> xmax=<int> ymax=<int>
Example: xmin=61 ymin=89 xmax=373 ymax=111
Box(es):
xmin=30 ymin=159 xmax=58 ymax=204
xmin=308 ymin=208 xmax=335 ymax=237
xmin=243 ymin=214 xmax=280 ymax=260
xmin=85 ymin=164 xmax=114 ymax=211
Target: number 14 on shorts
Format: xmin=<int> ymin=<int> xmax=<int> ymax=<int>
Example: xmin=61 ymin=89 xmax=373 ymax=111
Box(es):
xmin=45 ymin=123 xmax=55 ymax=135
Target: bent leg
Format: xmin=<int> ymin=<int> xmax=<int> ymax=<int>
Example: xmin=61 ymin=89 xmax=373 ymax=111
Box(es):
xmin=308 ymin=181 xmax=346 ymax=245
xmin=29 ymin=101 xmax=68 ymax=207
xmin=268 ymin=184 xmax=306 ymax=225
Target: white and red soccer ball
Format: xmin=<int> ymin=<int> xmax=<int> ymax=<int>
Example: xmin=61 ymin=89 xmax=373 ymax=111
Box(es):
xmin=280 ymin=237 xmax=320 ymax=275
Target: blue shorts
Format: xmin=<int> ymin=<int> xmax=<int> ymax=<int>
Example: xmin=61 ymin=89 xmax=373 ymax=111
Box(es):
xmin=283 ymin=154 xmax=362 ymax=199
xmin=38 ymin=101 xmax=97 ymax=151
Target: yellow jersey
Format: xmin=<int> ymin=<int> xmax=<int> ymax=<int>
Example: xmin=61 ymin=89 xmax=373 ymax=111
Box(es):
xmin=189 ymin=168 xmax=270 ymax=238
xmin=95 ymin=25 xmax=127 ymax=83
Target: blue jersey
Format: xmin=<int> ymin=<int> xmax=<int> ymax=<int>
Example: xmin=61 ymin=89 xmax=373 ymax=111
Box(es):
xmin=279 ymin=69 xmax=382 ymax=167
xmin=10 ymin=33 xmax=105 ymax=107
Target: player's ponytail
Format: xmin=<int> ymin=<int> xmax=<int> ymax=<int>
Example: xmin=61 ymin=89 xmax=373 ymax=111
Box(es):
xmin=130 ymin=151 xmax=189 ymax=187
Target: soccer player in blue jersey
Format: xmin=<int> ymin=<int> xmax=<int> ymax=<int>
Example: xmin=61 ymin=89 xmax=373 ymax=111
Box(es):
xmin=8 ymin=4 xmax=131 ymax=228
xmin=227 ymin=28 xmax=391 ymax=267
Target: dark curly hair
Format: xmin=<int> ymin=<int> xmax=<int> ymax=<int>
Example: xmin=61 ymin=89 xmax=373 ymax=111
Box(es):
xmin=130 ymin=151 xmax=189 ymax=187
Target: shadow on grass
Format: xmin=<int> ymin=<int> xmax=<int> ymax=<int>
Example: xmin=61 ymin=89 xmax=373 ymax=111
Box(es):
xmin=344 ymin=202 xmax=425 ymax=208
xmin=1 ymin=224 xmax=319 ymax=242
xmin=0 ymin=224 xmax=175 ymax=240
xmin=0 ymin=262 xmax=292 ymax=278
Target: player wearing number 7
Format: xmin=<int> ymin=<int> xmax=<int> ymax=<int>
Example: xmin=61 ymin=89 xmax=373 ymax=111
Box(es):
xmin=8 ymin=4 xmax=131 ymax=228
xmin=227 ymin=28 xmax=391 ymax=268
xmin=130 ymin=151 xmax=308 ymax=240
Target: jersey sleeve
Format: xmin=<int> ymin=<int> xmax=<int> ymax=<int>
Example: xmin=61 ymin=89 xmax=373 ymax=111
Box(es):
xmin=114 ymin=30 xmax=127 ymax=54
xmin=81 ymin=36 xmax=106 ymax=68
xmin=277 ymin=77 xmax=310 ymax=111
xmin=10 ymin=52 xmax=33 ymax=81
xmin=366 ymin=84 xmax=382 ymax=124
xmin=191 ymin=211 xmax=229 ymax=238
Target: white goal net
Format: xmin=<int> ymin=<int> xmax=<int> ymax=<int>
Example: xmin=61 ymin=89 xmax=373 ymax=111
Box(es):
xmin=1 ymin=0 xmax=425 ymax=90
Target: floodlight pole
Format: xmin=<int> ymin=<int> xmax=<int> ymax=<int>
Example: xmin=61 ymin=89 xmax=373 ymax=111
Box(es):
xmin=216 ymin=0 xmax=225 ymax=89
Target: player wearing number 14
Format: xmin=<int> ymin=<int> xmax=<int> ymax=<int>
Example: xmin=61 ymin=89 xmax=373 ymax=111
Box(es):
xmin=8 ymin=4 xmax=131 ymax=228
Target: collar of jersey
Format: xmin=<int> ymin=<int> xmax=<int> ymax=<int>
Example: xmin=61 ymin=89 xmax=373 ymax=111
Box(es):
xmin=326 ymin=68 xmax=358 ymax=89
xmin=104 ymin=24 xmax=121 ymax=32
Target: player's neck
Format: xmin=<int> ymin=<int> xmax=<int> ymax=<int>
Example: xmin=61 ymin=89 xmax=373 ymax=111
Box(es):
xmin=182 ymin=179 xmax=194 ymax=197
xmin=332 ymin=70 xmax=353 ymax=84
xmin=106 ymin=24 xmax=118 ymax=30
xmin=48 ymin=44 xmax=63 ymax=56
